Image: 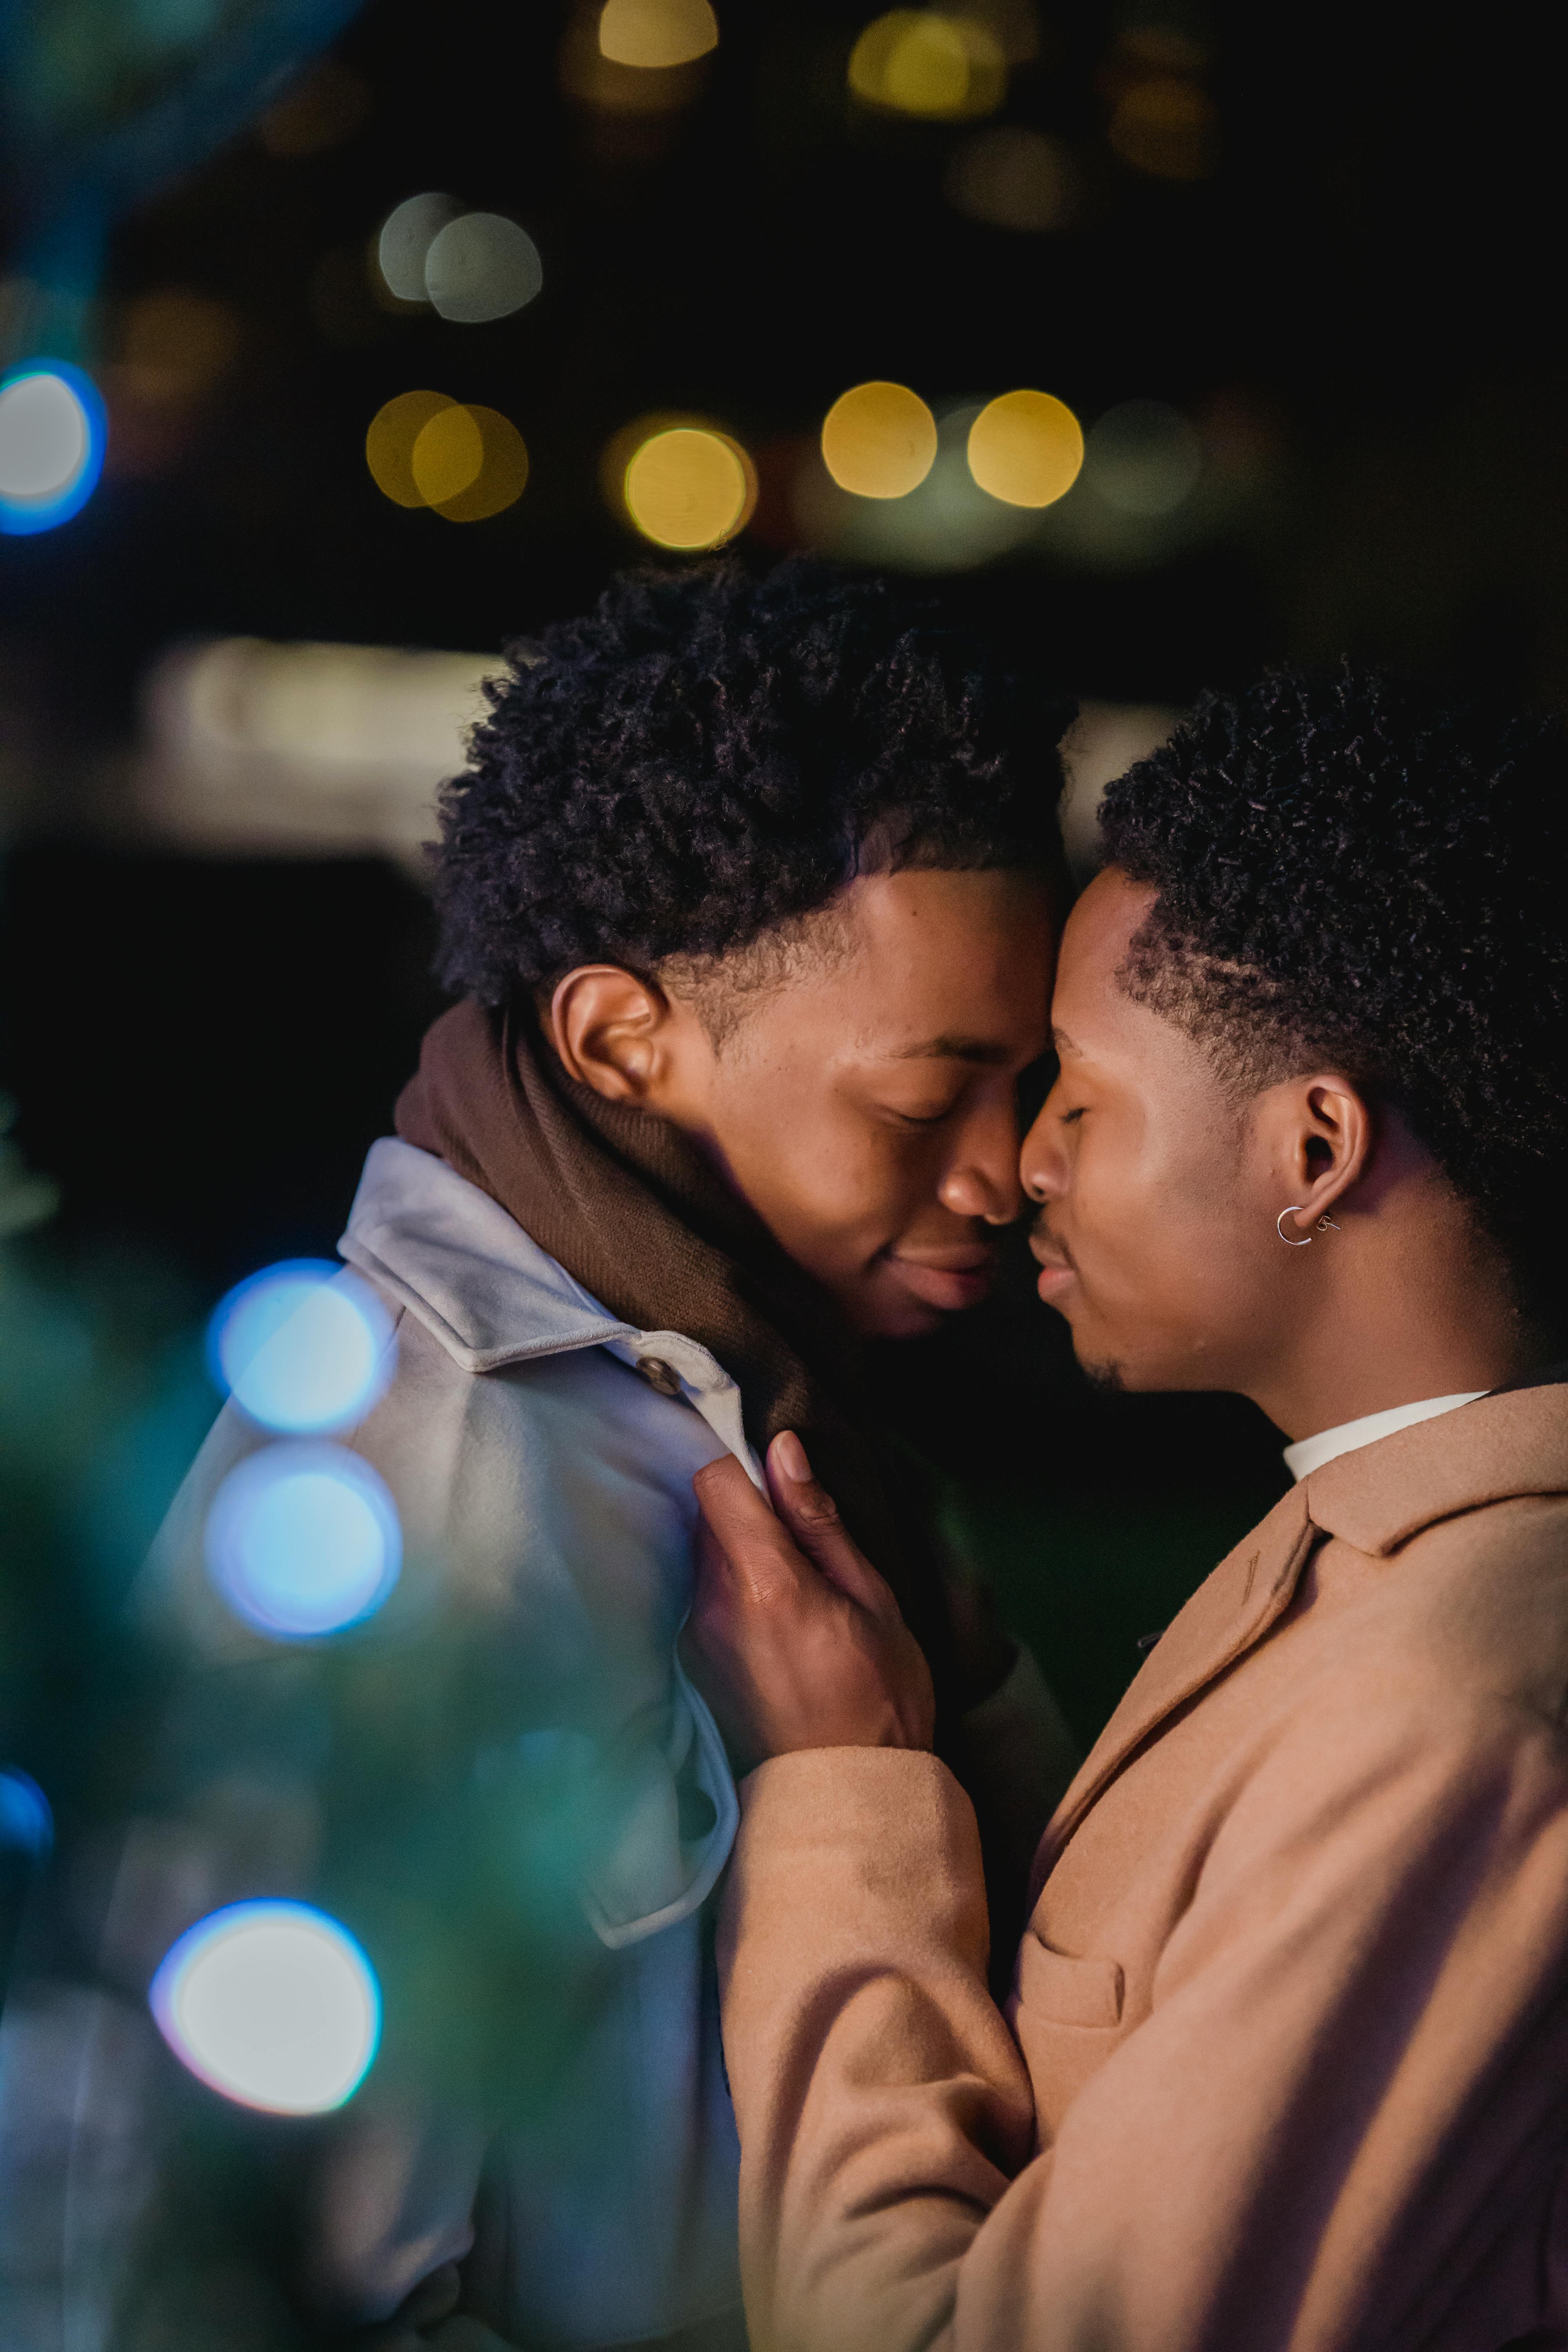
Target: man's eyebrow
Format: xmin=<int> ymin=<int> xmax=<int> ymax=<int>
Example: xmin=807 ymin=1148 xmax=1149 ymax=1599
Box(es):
xmin=886 ymin=1035 xmax=1014 ymax=1066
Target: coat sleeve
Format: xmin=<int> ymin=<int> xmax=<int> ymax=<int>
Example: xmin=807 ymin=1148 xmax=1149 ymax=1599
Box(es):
xmin=716 ymin=1675 xmax=1568 ymax=2352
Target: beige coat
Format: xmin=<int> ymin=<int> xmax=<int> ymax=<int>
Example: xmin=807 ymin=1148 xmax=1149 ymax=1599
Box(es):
xmin=717 ymin=1384 xmax=1568 ymax=2351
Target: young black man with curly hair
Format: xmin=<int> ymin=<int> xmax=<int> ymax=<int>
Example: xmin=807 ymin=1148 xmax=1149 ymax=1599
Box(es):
xmin=689 ymin=666 xmax=1568 ymax=2352
xmin=122 ymin=561 xmax=1080 ymax=2352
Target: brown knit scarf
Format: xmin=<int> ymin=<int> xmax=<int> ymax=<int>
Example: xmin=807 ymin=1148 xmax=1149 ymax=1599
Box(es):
xmin=394 ymin=998 xmax=956 ymax=1709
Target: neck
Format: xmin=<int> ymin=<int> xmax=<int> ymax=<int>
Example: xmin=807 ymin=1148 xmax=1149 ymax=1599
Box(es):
xmin=1247 ymin=1190 xmax=1544 ymax=1448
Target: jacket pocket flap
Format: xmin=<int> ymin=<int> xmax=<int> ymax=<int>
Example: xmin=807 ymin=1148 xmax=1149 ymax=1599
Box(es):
xmin=1018 ymin=1931 xmax=1124 ymax=2029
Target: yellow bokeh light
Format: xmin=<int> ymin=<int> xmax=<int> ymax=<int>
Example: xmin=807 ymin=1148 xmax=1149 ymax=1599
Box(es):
xmin=368 ymin=394 xmax=527 ymax=520
xmin=116 ymin=288 xmax=241 ymax=399
xmin=599 ymin=0 xmax=719 ymax=67
xmin=623 ymin=426 xmax=755 ymax=549
xmin=424 ymin=406 xmax=530 ymax=522
xmin=966 ymin=389 xmax=1083 ymax=507
xmin=366 ymin=390 xmax=457 ymax=507
xmin=411 ymin=405 xmax=485 ymax=506
xmin=820 ymin=381 xmax=937 ymax=499
xmin=847 ymin=11 xmax=1006 ymax=122
xmin=1107 ymin=78 xmax=1218 ymax=180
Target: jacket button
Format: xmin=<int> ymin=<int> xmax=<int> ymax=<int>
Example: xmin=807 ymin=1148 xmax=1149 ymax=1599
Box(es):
xmin=636 ymin=1356 xmax=683 ymax=1398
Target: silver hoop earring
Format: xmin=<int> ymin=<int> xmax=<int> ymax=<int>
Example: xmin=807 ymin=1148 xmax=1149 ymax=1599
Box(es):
xmin=1278 ymin=1207 xmax=1342 ymax=1246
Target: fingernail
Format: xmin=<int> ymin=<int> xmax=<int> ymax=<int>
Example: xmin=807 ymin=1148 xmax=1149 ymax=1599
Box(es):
xmin=773 ymin=1430 xmax=811 ymax=1483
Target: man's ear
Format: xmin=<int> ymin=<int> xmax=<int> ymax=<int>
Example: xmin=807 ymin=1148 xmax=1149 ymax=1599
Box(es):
xmin=550 ymin=965 xmax=676 ymax=1103
xmin=1267 ymin=1073 xmax=1375 ymax=1242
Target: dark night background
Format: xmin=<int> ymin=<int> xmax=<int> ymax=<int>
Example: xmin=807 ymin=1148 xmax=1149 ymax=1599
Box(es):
xmin=4 ymin=0 xmax=1566 ymax=1762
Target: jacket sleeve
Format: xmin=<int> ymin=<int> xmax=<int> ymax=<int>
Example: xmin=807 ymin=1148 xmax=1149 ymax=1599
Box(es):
xmin=716 ymin=1674 xmax=1568 ymax=2352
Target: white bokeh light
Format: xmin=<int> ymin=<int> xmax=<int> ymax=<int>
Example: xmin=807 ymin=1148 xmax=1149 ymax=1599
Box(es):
xmin=150 ymin=1900 xmax=381 ymax=2114
xmin=0 ymin=364 xmax=105 ymax=534
xmin=376 ymin=192 xmax=466 ymax=302
xmin=423 ymin=214 xmax=543 ymax=323
xmin=1083 ymin=399 xmax=1202 ymax=517
xmin=0 ymin=371 xmax=86 ymax=497
xmin=209 ymin=1260 xmax=394 ymax=1435
xmin=204 ymin=1441 xmax=401 ymax=1639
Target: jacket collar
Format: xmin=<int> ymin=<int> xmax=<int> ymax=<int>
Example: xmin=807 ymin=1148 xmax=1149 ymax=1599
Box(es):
xmin=1034 ymin=1383 xmax=1568 ymax=1888
xmin=339 ymin=1136 xmax=635 ymax=1373
xmin=339 ymin=1138 xmax=764 ymax=1480
xmin=1301 ymin=1381 xmax=1568 ymax=1554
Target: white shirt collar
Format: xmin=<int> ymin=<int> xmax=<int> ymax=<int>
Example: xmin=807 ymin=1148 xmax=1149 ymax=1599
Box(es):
xmin=1283 ymin=1390 xmax=1488 ymax=1483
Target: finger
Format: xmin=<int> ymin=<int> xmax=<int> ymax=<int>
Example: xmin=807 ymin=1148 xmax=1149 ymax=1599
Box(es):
xmin=690 ymin=1501 xmax=739 ymax=1614
xmin=693 ymin=1454 xmax=811 ymax=1609
xmin=766 ymin=1432 xmax=904 ymax=1621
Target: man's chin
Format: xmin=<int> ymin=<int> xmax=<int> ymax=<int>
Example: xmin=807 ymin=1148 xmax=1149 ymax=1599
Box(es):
xmin=1056 ymin=1310 xmax=1129 ymax=1392
xmin=858 ymin=1291 xmax=946 ymax=1342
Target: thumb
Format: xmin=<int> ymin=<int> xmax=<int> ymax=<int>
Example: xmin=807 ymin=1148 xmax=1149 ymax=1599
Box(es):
xmin=766 ymin=1433 xmax=902 ymax=1621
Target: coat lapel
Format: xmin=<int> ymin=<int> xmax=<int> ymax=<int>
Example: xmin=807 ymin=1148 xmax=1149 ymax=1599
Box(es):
xmin=1303 ymin=1383 xmax=1568 ymax=1555
xmin=1031 ymin=1481 xmax=1316 ymax=1895
xmin=1032 ymin=1385 xmax=1568 ymax=1901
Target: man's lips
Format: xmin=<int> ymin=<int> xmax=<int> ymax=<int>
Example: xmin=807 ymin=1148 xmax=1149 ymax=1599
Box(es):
xmin=1029 ymin=1225 xmax=1077 ymax=1298
xmin=882 ymin=1248 xmax=998 ymax=1312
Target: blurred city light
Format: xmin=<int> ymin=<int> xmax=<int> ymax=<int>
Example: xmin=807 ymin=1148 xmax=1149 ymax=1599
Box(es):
xmin=1108 ymin=77 xmax=1218 ymax=179
xmin=376 ymin=193 xmax=466 ymax=303
xmin=209 ymin=1260 xmax=395 ymax=1435
xmin=966 ymin=389 xmax=1083 ymax=506
xmin=114 ymin=290 xmax=240 ymax=405
xmin=101 ymin=289 xmax=241 ymax=477
xmin=0 ymin=363 xmax=106 ymax=535
xmin=0 ymin=1768 xmax=53 ymax=1859
xmin=150 ymin=1900 xmax=381 ymax=2115
xmin=149 ymin=637 xmax=500 ymax=777
xmin=599 ymin=0 xmax=719 ymax=67
xmin=960 ymin=0 xmax=1040 ymax=63
xmin=204 ymin=1441 xmax=402 ymax=1638
xmin=412 ymin=404 xmax=485 ymax=505
xmin=622 ymin=425 xmax=755 ymax=548
xmin=802 ymin=397 xmax=1039 ymax=569
xmin=847 ymin=11 xmax=1006 ymax=121
xmin=561 ymin=0 xmax=710 ymax=113
xmin=944 ymin=125 xmax=1079 ymax=231
xmin=366 ymin=389 xmax=458 ymax=506
xmin=138 ymin=637 xmax=504 ymax=861
xmin=424 ymin=214 xmax=543 ymax=323
xmin=1084 ymin=399 xmax=1202 ymax=514
xmin=820 ymin=381 xmax=937 ymax=499
xmin=416 ymin=404 xmax=530 ymax=521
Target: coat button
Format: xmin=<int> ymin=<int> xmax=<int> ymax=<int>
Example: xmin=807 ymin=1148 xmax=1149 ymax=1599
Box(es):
xmin=636 ymin=1355 xmax=683 ymax=1398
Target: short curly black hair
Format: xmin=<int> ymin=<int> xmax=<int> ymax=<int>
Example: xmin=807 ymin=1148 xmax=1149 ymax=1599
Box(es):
xmin=1098 ymin=665 xmax=1568 ymax=1325
xmin=432 ymin=558 xmax=1073 ymax=1004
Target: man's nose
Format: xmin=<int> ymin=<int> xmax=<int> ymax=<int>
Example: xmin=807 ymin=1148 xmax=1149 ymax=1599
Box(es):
xmin=938 ymin=1091 xmax=1026 ymax=1225
xmin=1018 ymin=1098 xmax=1064 ymax=1203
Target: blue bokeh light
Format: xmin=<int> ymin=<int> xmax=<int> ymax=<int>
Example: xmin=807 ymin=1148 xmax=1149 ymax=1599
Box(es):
xmin=0 ymin=1768 xmax=54 ymax=1859
xmin=0 ymin=363 xmax=106 ymax=535
xmin=150 ymin=1898 xmax=381 ymax=2114
xmin=204 ymin=1440 xmax=402 ymax=1638
xmin=208 ymin=1259 xmax=394 ymax=1435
